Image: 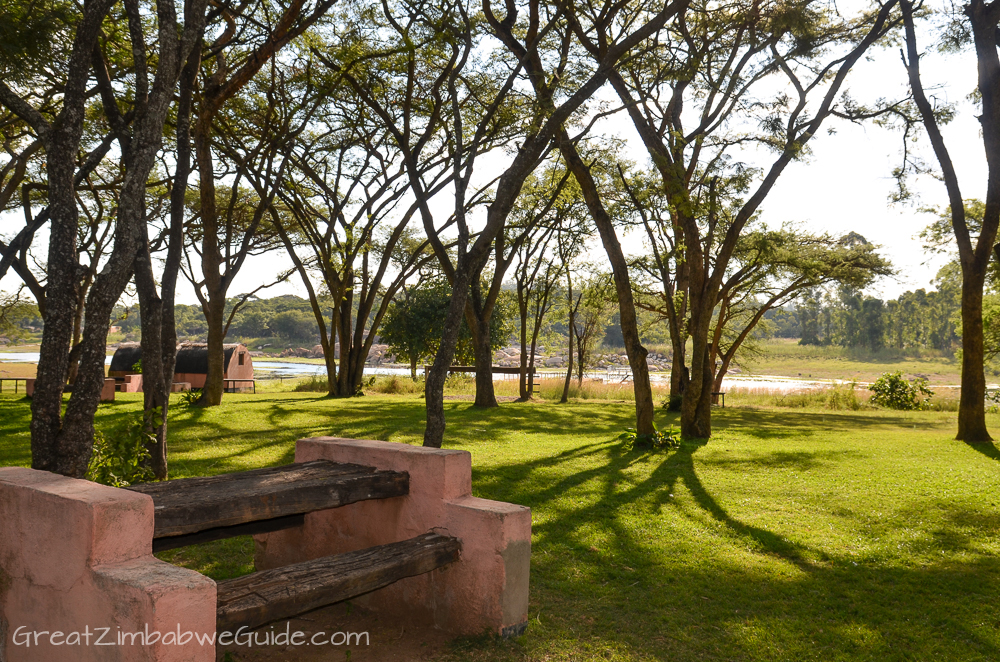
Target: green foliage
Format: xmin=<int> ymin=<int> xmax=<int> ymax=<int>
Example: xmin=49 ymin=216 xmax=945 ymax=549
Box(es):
xmin=178 ymin=389 xmax=200 ymax=407
xmin=869 ymin=371 xmax=933 ymax=411
xmin=0 ymin=292 xmax=40 ymax=342
xmin=365 ymin=375 xmax=424 ymax=395
xmin=131 ymin=360 xmax=142 ymax=374
xmin=381 ymin=281 xmax=515 ymax=370
xmin=270 ymin=310 xmax=318 ymax=342
xmin=825 ymin=381 xmax=864 ymax=411
xmin=617 ymin=423 xmax=681 ymax=451
xmin=87 ymin=413 xmax=155 ymax=487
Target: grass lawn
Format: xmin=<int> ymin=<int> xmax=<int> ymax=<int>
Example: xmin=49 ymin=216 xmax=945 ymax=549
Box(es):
xmin=745 ymin=339 xmax=964 ymax=385
xmin=2 ymin=392 xmax=1000 ymax=660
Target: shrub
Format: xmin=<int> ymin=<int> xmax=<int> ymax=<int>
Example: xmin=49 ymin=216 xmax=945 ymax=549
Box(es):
xmin=618 ymin=424 xmax=681 ymax=451
xmin=868 ymin=371 xmax=933 ymax=410
xmin=87 ymin=413 xmax=156 ymax=487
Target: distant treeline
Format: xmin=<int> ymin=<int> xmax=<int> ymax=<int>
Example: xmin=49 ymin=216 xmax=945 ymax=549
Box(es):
xmin=767 ymin=264 xmax=961 ymax=352
xmin=114 ymin=295 xmax=328 ymax=344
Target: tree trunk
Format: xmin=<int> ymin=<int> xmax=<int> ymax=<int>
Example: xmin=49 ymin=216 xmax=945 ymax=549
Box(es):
xmin=410 ymin=356 xmax=418 ymax=381
xmin=471 ymin=312 xmax=498 ymax=408
xmin=518 ymin=294 xmax=529 ymax=401
xmin=958 ymin=268 xmax=992 ymax=440
xmin=555 ymin=131 xmax=655 ymax=435
xmin=561 ymin=324 xmax=574 ymax=404
xmin=198 ymin=294 xmax=226 ymax=406
xmin=29 ymin=0 xmax=117 ymax=473
xmin=667 ymin=338 xmax=685 ymax=411
xmin=423 ymin=269 xmax=474 ymax=447
xmin=682 ymin=298 xmax=714 ymax=439
xmin=135 ymin=246 xmax=169 ymax=479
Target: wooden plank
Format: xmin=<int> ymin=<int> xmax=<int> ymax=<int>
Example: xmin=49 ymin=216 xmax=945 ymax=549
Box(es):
xmin=151 ymin=514 xmax=306 ymax=553
xmin=216 ymin=533 xmax=461 ymax=631
xmin=127 ymin=460 xmax=409 ymax=538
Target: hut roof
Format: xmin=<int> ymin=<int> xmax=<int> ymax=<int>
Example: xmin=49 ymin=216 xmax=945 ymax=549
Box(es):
xmin=109 ymin=342 xmax=245 ymax=375
xmin=174 ymin=343 xmax=242 ymax=374
xmin=108 ymin=343 xmax=144 ymax=373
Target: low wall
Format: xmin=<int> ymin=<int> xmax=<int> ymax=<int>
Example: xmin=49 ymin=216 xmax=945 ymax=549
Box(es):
xmin=25 ymin=378 xmax=116 ymax=401
xmin=0 ymin=468 xmax=216 ymax=661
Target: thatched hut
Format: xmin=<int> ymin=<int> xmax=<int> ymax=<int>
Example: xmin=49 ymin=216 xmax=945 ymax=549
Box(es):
xmin=109 ymin=342 xmax=254 ymax=391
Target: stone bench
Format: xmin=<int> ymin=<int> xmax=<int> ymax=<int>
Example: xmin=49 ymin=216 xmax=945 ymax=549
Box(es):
xmin=0 ymin=437 xmax=531 ymax=660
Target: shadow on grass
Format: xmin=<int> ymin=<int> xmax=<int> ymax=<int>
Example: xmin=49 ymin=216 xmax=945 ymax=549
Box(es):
xmin=472 ymin=433 xmax=1000 ymax=660
xmin=964 ymin=440 xmax=1000 ymax=462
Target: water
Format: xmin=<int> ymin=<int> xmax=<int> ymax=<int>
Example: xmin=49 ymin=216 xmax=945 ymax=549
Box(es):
xmin=0 ymin=352 xmax=956 ymax=392
xmin=254 ymin=361 xmax=414 ymax=379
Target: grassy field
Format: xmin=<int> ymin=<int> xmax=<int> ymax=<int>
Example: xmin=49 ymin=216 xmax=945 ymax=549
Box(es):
xmin=2 ymin=388 xmax=1000 ymax=661
xmin=742 ymin=339 xmax=963 ymax=385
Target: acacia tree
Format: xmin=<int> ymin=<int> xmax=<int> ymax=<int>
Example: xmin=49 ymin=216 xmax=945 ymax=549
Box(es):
xmin=0 ymin=0 xmax=206 ymax=476
xmin=318 ymin=0 xmax=690 ymax=445
xmin=560 ymin=0 xmax=904 ymax=438
xmin=257 ymin=59 xmax=440 ymax=397
xmin=189 ymin=0 xmax=337 ymax=407
xmin=572 ymin=274 xmax=614 ymax=386
xmin=396 ymin=0 xmax=686 ymax=445
xmin=706 ymin=229 xmax=891 ymax=397
xmin=510 ymin=167 xmax=587 ymax=399
xmin=898 ymin=0 xmax=1000 ymax=441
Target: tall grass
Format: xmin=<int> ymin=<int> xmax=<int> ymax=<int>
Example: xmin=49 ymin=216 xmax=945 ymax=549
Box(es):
xmin=724 ymin=382 xmax=962 ymax=412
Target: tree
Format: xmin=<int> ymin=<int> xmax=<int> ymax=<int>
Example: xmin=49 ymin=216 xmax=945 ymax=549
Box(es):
xmin=189 ymin=0 xmax=337 ymax=408
xmin=381 ymin=281 xmax=515 ymax=380
xmin=1 ymin=0 xmax=206 ymax=477
xmin=258 ymin=57 xmax=438 ymax=397
xmin=564 ymin=0 xmax=903 ymax=439
xmin=572 ymin=274 xmax=614 ymax=386
xmin=898 ymin=0 xmax=1000 ymax=441
xmin=705 ymin=230 xmax=892 ymax=397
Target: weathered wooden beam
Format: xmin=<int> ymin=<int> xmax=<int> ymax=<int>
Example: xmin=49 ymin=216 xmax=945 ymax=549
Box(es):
xmin=216 ymin=533 xmax=462 ymax=631
xmin=151 ymin=514 xmax=306 ymax=553
xmin=127 ymin=460 xmax=409 ymax=539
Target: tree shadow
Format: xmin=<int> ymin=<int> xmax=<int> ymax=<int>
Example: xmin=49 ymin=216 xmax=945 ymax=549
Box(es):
xmin=964 ymin=440 xmax=1000 ymax=462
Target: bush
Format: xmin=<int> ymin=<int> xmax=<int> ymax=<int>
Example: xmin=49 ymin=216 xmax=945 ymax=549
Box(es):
xmin=87 ymin=413 xmax=156 ymax=487
xmin=618 ymin=424 xmax=681 ymax=451
xmin=868 ymin=371 xmax=933 ymax=410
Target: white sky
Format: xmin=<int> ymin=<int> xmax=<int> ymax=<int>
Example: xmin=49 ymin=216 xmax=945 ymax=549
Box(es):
xmin=0 ymin=11 xmax=987 ymax=307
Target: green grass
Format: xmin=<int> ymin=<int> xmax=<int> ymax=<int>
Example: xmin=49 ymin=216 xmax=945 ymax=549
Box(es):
xmin=3 ymin=392 xmax=1000 ymax=660
xmin=749 ymin=339 xmax=962 ymax=385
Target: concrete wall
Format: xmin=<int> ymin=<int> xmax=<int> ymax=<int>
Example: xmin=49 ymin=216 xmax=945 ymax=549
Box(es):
xmin=0 ymin=468 xmax=216 ymax=661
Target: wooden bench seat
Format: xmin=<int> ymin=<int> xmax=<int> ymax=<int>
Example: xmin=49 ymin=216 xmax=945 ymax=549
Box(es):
xmin=127 ymin=460 xmax=409 ymax=551
xmin=216 ymin=532 xmax=461 ymax=631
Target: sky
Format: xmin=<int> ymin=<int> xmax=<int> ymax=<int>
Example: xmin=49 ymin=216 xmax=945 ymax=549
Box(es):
xmin=0 ymin=11 xmax=987 ymax=307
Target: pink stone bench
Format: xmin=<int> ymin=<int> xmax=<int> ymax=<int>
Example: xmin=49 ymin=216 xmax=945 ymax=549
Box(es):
xmin=0 ymin=467 xmax=216 ymax=661
xmin=0 ymin=438 xmax=531 ymax=660
xmin=254 ymin=438 xmax=532 ymax=637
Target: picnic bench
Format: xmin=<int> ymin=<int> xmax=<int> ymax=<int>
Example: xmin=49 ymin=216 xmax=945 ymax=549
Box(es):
xmin=0 ymin=437 xmax=531 ymax=660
